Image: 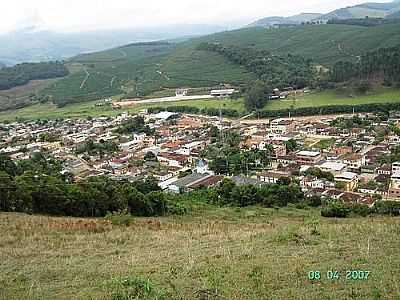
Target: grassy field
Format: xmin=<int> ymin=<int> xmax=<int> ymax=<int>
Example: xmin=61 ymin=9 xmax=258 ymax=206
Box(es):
xmin=262 ymin=88 xmax=400 ymax=111
xmin=1 ymin=207 xmax=399 ymax=299
xmin=0 ymin=98 xmax=246 ymax=122
xmin=1 ymin=87 xmax=399 ymax=122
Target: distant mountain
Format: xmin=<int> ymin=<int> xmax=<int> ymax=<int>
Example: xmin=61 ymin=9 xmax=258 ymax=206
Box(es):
xmin=248 ymin=13 xmax=322 ymax=27
xmin=387 ymin=10 xmax=400 ymax=18
xmin=316 ymin=1 xmax=400 ymax=21
xmin=0 ymin=24 xmax=226 ymax=66
xmin=248 ymin=1 xmax=400 ymax=28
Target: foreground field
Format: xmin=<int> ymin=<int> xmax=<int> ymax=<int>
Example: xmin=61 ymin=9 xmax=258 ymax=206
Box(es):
xmin=1 ymin=207 xmax=399 ymax=299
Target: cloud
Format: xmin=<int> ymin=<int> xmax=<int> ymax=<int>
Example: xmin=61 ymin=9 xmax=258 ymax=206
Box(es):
xmin=0 ymin=0 xmax=394 ymax=33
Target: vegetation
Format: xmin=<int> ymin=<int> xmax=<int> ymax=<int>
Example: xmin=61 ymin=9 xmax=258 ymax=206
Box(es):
xmin=0 ymin=62 xmax=68 ymax=91
xmin=0 ymin=154 xmax=185 ymax=217
xmin=198 ymin=42 xmax=314 ymax=89
xmin=75 ymin=140 xmax=119 ymax=157
xmin=329 ymin=46 xmax=400 ymax=86
xmin=24 ymin=23 xmax=400 ymax=107
xmin=1 ymin=206 xmax=400 ymax=299
xmin=115 ymin=116 xmax=155 ymax=135
xmin=327 ymin=17 xmax=400 ymax=27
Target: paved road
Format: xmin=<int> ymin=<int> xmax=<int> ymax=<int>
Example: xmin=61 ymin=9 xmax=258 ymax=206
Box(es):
xmin=113 ymin=95 xmax=213 ymax=107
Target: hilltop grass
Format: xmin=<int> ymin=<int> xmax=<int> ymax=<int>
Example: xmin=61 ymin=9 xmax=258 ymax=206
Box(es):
xmin=1 ymin=207 xmax=399 ymax=299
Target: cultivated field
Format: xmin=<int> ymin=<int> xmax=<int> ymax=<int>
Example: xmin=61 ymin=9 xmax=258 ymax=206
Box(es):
xmin=1 ymin=207 xmax=399 ymax=299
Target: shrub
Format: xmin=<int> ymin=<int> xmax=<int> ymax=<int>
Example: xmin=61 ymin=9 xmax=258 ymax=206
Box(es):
xmin=108 ymin=276 xmax=165 ymax=300
xmin=105 ymin=210 xmax=134 ymax=226
xmin=321 ymin=201 xmax=350 ymax=218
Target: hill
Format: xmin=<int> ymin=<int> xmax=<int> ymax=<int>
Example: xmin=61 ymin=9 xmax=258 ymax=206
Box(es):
xmin=247 ymin=13 xmax=322 ymax=27
xmin=387 ymin=9 xmax=400 ymax=18
xmin=38 ymin=23 xmax=400 ymax=106
xmin=0 ymin=25 xmax=226 ymax=66
xmin=317 ymin=1 xmax=400 ymax=21
xmin=248 ymin=1 xmax=400 ymax=28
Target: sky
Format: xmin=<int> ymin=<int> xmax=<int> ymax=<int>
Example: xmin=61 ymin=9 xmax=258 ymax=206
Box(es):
xmin=0 ymin=0 xmax=393 ymax=33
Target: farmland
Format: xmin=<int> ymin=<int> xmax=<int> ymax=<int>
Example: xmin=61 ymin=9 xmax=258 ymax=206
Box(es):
xmin=1 ymin=87 xmax=399 ymax=122
xmin=37 ymin=23 xmax=400 ymax=106
xmin=1 ymin=208 xmax=399 ymax=299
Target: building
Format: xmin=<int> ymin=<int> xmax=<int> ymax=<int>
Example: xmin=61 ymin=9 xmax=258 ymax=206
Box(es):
xmin=257 ymin=171 xmax=290 ymax=184
xmin=210 ymin=89 xmax=236 ymax=97
xmin=318 ymin=161 xmax=346 ymax=175
xmin=168 ymin=173 xmax=223 ymax=193
xmin=270 ymin=119 xmax=295 ymax=135
xmin=296 ymin=151 xmax=323 ymax=165
xmin=334 ymin=172 xmax=359 ymax=192
xmin=176 ymin=88 xmax=189 ymax=96
xmin=392 ymin=162 xmax=400 ymax=174
xmin=343 ymin=154 xmax=366 ymax=171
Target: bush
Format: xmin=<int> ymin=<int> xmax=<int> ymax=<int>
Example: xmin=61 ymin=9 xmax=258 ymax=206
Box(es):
xmin=349 ymin=204 xmax=371 ymax=217
xmin=321 ymin=201 xmax=350 ymax=218
xmin=108 ymin=276 xmax=165 ymax=300
xmin=305 ymin=195 xmax=322 ymax=207
xmin=105 ymin=210 xmax=134 ymax=226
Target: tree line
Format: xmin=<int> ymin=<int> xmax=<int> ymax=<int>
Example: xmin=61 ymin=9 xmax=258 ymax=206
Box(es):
xmin=0 ymin=153 xmax=185 ymax=217
xmin=327 ymin=18 xmax=400 ymax=27
xmin=147 ymin=101 xmax=400 ymax=119
xmin=0 ymin=62 xmax=69 ymax=90
xmin=197 ymin=42 xmax=315 ymax=92
xmin=329 ymin=46 xmax=400 ymax=85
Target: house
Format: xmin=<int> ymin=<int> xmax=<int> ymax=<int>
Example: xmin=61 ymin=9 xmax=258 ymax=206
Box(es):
xmin=318 ymin=161 xmax=346 ymax=175
xmin=343 ymin=154 xmax=366 ymax=172
xmin=257 ymin=171 xmax=290 ymax=184
xmin=300 ymin=176 xmax=334 ymax=191
xmin=176 ymin=88 xmax=189 ymax=96
xmin=231 ymin=176 xmax=265 ymax=187
xmin=331 ymin=145 xmax=353 ymax=156
xmin=168 ymin=173 xmax=223 ymax=193
xmin=377 ymin=164 xmax=391 ymax=176
xmin=389 ymin=171 xmax=400 ymax=198
xmin=392 ymin=162 xmax=400 ymax=174
xmin=296 ymin=151 xmax=323 ymax=165
xmin=270 ymin=119 xmax=295 ymax=134
xmin=322 ymin=189 xmax=345 ymax=200
xmin=334 ymin=172 xmax=359 ymax=192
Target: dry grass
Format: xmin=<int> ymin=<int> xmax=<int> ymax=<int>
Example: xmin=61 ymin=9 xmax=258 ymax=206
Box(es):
xmin=0 ymin=207 xmax=399 ymax=299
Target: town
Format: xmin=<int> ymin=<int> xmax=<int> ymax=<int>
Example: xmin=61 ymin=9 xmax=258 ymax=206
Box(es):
xmin=2 ymin=109 xmax=400 ymax=208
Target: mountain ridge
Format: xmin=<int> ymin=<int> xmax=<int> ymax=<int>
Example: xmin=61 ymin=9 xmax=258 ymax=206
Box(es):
xmin=248 ymin=0 xmax=400 ymax=27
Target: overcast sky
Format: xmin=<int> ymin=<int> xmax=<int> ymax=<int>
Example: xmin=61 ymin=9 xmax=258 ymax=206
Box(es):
xmin=0 ymin=0 xmax=393 ymax=33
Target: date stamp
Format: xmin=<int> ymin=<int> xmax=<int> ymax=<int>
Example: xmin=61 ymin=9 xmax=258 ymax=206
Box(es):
xmin=308 ymin=270 xmax=371 ymax=281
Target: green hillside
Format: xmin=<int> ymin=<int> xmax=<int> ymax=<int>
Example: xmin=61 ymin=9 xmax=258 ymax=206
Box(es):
xmin=34 ymin=24 xmax=400 ymax=105
xmin=318 ymin=1 xmax=400 ymax=20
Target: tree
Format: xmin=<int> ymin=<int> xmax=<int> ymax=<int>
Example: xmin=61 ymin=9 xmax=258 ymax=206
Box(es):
xmin=285 ymin=139 xmax=298 ymax=153
xmin=245 ymin=80 xmax=270 ymax=111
